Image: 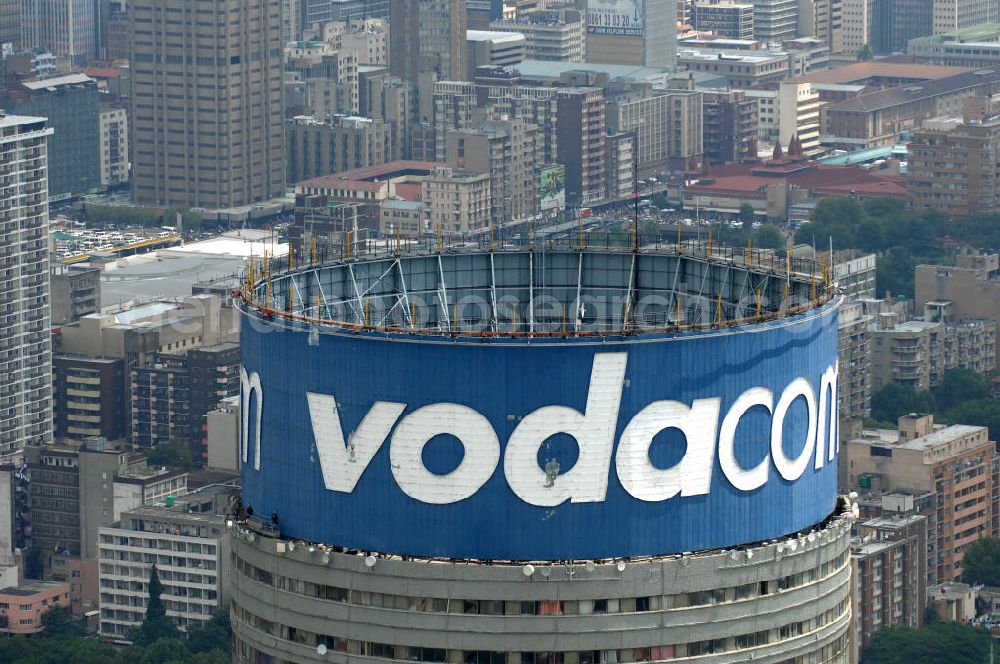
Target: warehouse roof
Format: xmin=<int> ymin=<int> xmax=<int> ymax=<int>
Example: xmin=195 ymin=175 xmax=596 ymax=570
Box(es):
xmin=825 ymin=68 xmax=1000 ymax=113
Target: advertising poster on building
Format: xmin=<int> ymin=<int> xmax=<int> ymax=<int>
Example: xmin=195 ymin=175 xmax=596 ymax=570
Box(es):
xmin=539 ymin=165 xmax=566 ymax=211
xmin=587 ymin=0 xmax=643 ymax=36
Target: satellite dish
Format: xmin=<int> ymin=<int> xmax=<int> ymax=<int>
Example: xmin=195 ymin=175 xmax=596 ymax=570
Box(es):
xmin=522 ymin=564 xmax=535 ymax=577
xmin=364 ymin=555 xmax=377 ymax=568
xmin=540 ymin=566 xmax=552 ymax=577
xmin=320 ymin=554 xmax=330 ymax=565
xmin=616 ymin=561 xmax=626 ymax=572
xmin=746 ymin=549 xmax=754 ymax=560
xmin=317 ymin=644 xmax=328 ymax=655
xmin=807 ymin=533 xmax=817 ymax=543
xmin=584 ymin=560 xmax=596 ymax=573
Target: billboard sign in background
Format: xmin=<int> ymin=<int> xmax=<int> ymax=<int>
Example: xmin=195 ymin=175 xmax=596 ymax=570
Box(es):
xmin=539 ymin=165 xmax=566 ymax=211
xmin=588 ymin=0 xmax=643 ymax=36
xmin=240 ymin=300 xmax=840 ymax=561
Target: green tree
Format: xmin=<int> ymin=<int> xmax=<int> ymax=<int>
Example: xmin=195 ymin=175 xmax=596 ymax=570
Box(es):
xmin=187 ymin=612 xmax=232 ymax=655
xmin=870 ymin=384 xmax=936 ymax=423
xmin=944 ymin=398 xmax=1000 ymax=444
xmin=139 ymin=638 xmax=190 ymax=664
xmin=933 ymin=369 xmax=991 ymax=412
xmin=875 ymin=247 xmax=917 ymax=299
xmin=738 ymin=202 xmax=755 ymax=225
xmin=649 ymin=192 xmax=668 ymax=210
xmin=961 ymin=537 xmax=1000 ymax=586
xmin=752 ymin=225 xmax=785 ymax=250
xmin=857 ymin=44 xmax=874 ymax=61
xmin=813 ymin=196 xmax=862 ymax=227
xmin=40 ymin=605 xmax=85 ymax=638
xmin=132 ymin=565 xmax=179 ymax=646
xmin=860 ymin=620 xmax=991 ymax=664
xmin=145 ymin=439 xmax=193 ymax=469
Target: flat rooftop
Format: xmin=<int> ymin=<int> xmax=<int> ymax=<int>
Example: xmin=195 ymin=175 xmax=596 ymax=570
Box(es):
xmin=826 ymin=69 xmax=1000 ymax=113
xmin=509 ymin=59 xmax=669 ymax=83
xmin=792 ymin=62 xmax=973 ymax=85
xmin=0 ymin=581 xmax=67 ymax=597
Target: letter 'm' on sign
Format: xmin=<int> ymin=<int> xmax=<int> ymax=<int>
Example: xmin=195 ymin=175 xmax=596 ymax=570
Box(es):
xmin=390 ymin=404 xmax=500 ymax=504
xmin=240 ymin=365 xmax=263 ymax=470
xmin=616 ymin=398 xmax=721 ymax=502
xmin=307 ymin=393 xmax=406 ymax=492
xmin=816 ymin=364 xmax=838 ymax=468
xmin=718 ymin=387 xmax=773 ymax=492
xmin=504 ymin=352 xmax=628 ymax=507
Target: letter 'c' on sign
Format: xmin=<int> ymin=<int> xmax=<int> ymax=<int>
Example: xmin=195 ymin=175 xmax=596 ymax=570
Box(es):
xmin=718 ymin=387 xmax=773 ymax=492
xmin=390 ymin=404 xmax=500 ymax=505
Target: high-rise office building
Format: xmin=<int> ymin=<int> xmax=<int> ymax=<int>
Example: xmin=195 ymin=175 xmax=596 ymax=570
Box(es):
xmin=390 ymin=0 xmax=467 ymax=122
xmin=0 ymin=0 xmax=20 ymax=49
xmin=129 ymin=0 xmax=285 ymax=209
xmin=0 ymin=113 xmax=53 ymax=462
xmin=586 ymin=0 xmax=677 ymax=69
xmin=753 ymin=0 xmax=800 ymax=42
xmin=20 ymin=0 xmax=95 ymax=62
xmin=932 ymin=0 xmax=999 ymax=33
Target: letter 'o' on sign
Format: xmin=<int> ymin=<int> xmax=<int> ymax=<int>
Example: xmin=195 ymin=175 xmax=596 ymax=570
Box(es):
xmin=390 ymin=404 xmax=500 ymax=504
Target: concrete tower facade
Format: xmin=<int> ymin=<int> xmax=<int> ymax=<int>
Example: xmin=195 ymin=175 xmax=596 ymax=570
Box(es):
xmin=0 ymin=114 xmax=54 ymax=461
xmin=129 ymin=0 xmax=286 ymax=209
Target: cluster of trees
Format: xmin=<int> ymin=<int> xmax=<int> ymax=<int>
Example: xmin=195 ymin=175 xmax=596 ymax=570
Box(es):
xmin=799 ymin=197 xmax=1000 ymax=298
xmin=961 ymin=537 xmax=1000 ymax=586
xmin=0 ymin=566 xmax=231 ymax=664
xmin=860 ymin=618 xmax=992 ymax=664
xmin=81 ymin=204 xmax=204 ymax=231
xmin=870 ymin=369 xmax=1000 ymax=441
xmin=144 ymin=439 xmax=195 ymax=470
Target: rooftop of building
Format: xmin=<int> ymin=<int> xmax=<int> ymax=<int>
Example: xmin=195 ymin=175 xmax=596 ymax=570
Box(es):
xmin=851 ymin=423 xmax=987 ymax=451
xmin=509 ymin=59 xmax=668 ymax=83
xmin=119 ymin=505 xmax=227 ymax=527
xmin=381 ymin=197 xmax=423 ymax=211
xmin=678 ymin=49 xmax=789 ymax=64
xmin=0 ymin=113 xmax=46 ymax=129
xmin=686 ymin=158 xmax=908 ymax=199
xmin=910 ymin=22 xmax=1000 ymax=44
xmin=0 ymin=581 xmax=69 ymax=597
xmin=297 ymin=161 xmax=441 ymax=190
xmin=467 ymin=30 xmax=525 ymax=43
xmin=114 ymin=466 xmax=187 ymax=485
xmin=20 ymin=73 xmax=94 ymax=91
xmin=53 ymin=353 xmax=122 ymax=365
xmin=81 ymin=66 xmax=123 ymax=79
xmin=791 ymin=61 xmax=974 ymax=85
xmin=825 ymin=68 xmax=1000 ymax=113
xmin=186 ymin=467 xmax=240 ymax=490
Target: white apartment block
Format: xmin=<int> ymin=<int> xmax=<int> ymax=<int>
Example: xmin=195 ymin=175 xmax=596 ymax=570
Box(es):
xmin=778 ymin=81 xmax=822 ymax=155
xmin=744 ymin=83 xmax=822 ymax=155
xmin=98 ymin=507 xmax=229 ymax=636
xmin=0 ymin=113 xmax=54 ymax=461
xmin=99 ymin=107 xmax=129 ymax=187
xmin=490 ymin=13 xmax=586 ymax=62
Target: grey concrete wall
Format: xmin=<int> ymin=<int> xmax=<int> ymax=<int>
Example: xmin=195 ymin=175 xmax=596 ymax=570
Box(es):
xmin=230 ymin=513 xmax=853 ymax=663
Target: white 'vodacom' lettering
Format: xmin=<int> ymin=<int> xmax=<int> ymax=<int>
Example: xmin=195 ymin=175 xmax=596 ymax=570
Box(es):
xmin=241 ymin=354 xmax=839 ymax=505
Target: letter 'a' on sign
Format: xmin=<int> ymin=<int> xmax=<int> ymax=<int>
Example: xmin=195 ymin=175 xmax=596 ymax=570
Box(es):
xmin=616 ymin=399 xmax=721 ymax=502
xmin=307 ymin=393 xmax=406 ymax=493
xmin=718 ymin=386 xmax=773 ymax=492
xmin=390 ymin=404 xmax=500 ymax=504
xmin=504 ymin=353 xmax=627 ymax=507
